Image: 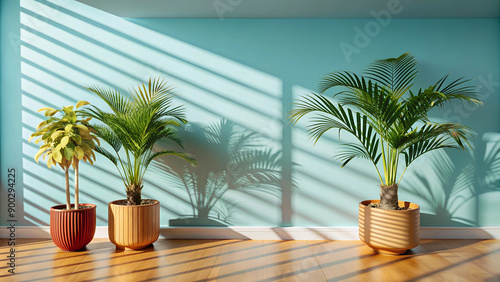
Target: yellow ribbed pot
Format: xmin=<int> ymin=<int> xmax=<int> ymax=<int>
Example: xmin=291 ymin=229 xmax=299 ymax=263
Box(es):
xmin=108 ymin=199 xmax=160 ymax=250
xmin=359 ymin=200 xmax=420 ymax=255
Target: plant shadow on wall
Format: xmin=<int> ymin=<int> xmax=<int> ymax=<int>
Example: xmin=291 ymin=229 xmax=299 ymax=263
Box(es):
xmin=405 ymin=133 xmax=500 ymax=227
xmin=152 ymin=119 xmax=284 ymax=226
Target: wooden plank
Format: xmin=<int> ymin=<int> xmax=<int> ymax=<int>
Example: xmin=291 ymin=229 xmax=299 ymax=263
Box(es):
xmin=1 ymin=238 xmax=89 ymax=282
xmin=1 ymin=239 xmax=499 ymax=281
xmin=261 ymin=240 xmax=326 ymax=281
xmin=206 ymin=240 xmax=265 ymax=281
xmin=147 ymin=239 xmax=227 ymax=281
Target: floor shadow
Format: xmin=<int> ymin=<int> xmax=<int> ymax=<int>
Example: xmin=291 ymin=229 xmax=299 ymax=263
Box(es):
xmin=416 ymin=239 xmax=489 ymax=253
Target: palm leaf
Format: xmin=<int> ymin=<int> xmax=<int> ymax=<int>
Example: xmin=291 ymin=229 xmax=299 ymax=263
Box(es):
xmin=85 ymin=86 xmax=130 ymax=114
xmin=145 ymin=150 xmax=197 ymax=169
xmin=319 ymin=71 xmax=370 ymax=94
xmin=432 ymin=76 xmax=482 ymax=106
xmin=364 ymin=52 xmax=417 ymax=97
xmin=90 ymin=124 xmax=122 ymax=153
xmin=94 ymin=145 xmax=118 ymax=165
xmin=335 ymin=143 xmax=381 ymax=168
xmin=289 ymin=53 xmax=480 ymax=187
xmin=84 ymin=78 xmax=193 ymax=200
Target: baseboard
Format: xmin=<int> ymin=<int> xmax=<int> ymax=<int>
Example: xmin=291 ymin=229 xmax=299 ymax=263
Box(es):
xmin=419 ymin=227 xmax=500 ymax=239
xmin=1 ymin=226 xmax=499 ymax=240
xmin=0 ymin=226 xmax=109 ymax=239
xmin=160 ymin=227 xmax=359 ymax=240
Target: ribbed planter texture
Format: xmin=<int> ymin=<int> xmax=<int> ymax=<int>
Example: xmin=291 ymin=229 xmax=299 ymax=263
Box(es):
xmin=108 ymin=199 xmax=160 ymax=250
xmin=359 ymin=200 xmax=420 ymax=255
xmin=50 ymin=203 xmax=96 ymax=251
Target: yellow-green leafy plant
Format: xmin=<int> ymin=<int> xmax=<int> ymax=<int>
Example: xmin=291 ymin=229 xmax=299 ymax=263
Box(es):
xmin=29 ymin=101 xmax=99 ymax=210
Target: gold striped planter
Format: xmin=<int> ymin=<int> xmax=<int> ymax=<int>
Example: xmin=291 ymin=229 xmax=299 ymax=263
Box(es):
xmin=108 ymin=199 xmax=160 ymax=250
xmin=50 ymin=203 xmax=96 ymax=251
xmin=359 ymin=200 xmax=420 ymax=255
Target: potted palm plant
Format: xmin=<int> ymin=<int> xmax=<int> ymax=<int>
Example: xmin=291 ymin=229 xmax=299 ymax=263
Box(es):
xmin=83 ymin=78 xmax=196 ymax=250
xmin=30 ymin=101 xmax=98 ymax=251
xmin=289 ymin=53 xmax=481 ymax=254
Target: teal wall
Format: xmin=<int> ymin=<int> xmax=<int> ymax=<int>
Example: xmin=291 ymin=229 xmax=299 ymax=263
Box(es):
xmin=1 ymin=0 xmax=22 ymax=225
xmin=1 ymin=0 xmax=499 ymax=228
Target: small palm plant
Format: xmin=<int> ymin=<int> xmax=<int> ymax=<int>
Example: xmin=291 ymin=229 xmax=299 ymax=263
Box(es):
xmin=30 ymin=101 xmax=98 ymax=210
xmin=83 ymin=78 xmax=196 ymax=206
xmin=289 ymin=53 xmax=481 ymax=210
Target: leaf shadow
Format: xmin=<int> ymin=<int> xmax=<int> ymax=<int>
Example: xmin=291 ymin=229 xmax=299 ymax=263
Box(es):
xmin=404 ymin=133 xmax=500 ymax=227
xmin=152 ymin=119 xmax=286 ymax=226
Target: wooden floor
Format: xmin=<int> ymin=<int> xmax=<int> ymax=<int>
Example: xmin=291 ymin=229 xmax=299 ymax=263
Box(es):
xmin=0 ymin=239 xmax=499 ymax=281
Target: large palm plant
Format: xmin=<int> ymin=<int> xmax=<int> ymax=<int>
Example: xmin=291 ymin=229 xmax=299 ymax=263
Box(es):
xmin=289 ymin=53 xmax=481 ymax=210
xmin=83 ymin=78 xmax=196 ymax=206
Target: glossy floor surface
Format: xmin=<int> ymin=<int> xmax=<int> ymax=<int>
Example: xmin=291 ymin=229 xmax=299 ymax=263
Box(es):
xmin=0 ymin=239 xmax=499 ymax=281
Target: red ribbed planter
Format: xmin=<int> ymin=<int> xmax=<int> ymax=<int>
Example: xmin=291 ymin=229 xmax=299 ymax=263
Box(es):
xmin=50 ymin=203 xmax=96 ymax=251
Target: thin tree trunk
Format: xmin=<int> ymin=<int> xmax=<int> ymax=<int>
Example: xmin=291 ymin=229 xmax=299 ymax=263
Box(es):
xmin=126 ymin=184 xmax=142 ymax=205
xmin=74 ymin=160 xmax=79 ymax=210
xmin=65 ymin=166 xmax=71 ymax=210
xmin=380 ymin=184 xmax=399 ymax=210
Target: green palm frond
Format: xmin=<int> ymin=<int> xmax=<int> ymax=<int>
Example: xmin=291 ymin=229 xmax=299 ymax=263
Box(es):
xmin=400 ymin=123 xmax=473 ymax=152
xmin=90 ymin=124 xmax=122 ymax=153
xmin=158 ymin=126 xmax=185 ymax=148
xmin=289 ymin=53 xmax=480 ymax=186
xmin=141 ymin=127 xmax=182 ymax=158
xmin=145 ymin=150 xmax=196 ymax=169
xmin=432 ymin=76 xmax=482 ymax=106
xmin=290 ymin=93 xmax=384 ymax=181
xmin=85 ymin=85 xmax=130 ymax=114
xmin=133 ymin=77 xmax=175 ymax=105
xmin=94 ymin=145 xmax=118 ymax=166
xmin=335 ymin=143 xmax=381 ymax=168
xmin=364 ymin=52 xmax=418 ymax=98
xmin=84 ymin=78 xmax=194 ymax=201
xmin=318 ymin=72 xmax=404 ymax=133
xmin=318 ymin=70 xmax=373 ymax=95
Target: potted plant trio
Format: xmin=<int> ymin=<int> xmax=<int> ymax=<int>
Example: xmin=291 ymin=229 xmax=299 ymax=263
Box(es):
xmin=30 ymin=101 xmax=98 ymax=251
xmin=289 ymin=53 xmax=481 ymax=254
xmin=83 ymin=78 xmax=196 ymax=250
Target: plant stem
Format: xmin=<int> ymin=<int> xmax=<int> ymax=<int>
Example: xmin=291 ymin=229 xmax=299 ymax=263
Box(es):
xmin=397 ymin=162 xmax=409 ymax=184
xmin=74 ymin=160 xmax=79 ymax=210
xmin=380 ymin=139 xmax=388 ymax=185
xmin=389 ymin=148 xmax=398 ymax=185
xmin=65 ymin=166 xmax=70 ymax=210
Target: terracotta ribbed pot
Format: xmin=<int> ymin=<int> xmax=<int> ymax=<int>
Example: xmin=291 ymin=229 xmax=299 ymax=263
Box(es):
xmin=50 ymin=203 xmax=96 ymax=251
xmin=359 ymin=200 xmax=420 ymax=255
xmin=108 ymin=199 xmax=160 ymax=250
